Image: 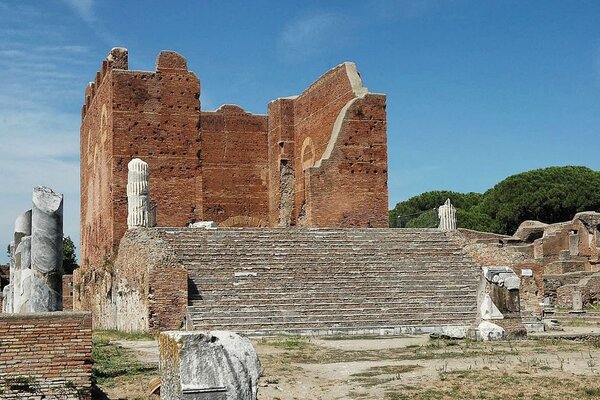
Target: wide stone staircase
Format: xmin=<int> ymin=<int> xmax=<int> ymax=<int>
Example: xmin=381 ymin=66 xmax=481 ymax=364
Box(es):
xmin=156 ymin=228 xmax=481 ymax=335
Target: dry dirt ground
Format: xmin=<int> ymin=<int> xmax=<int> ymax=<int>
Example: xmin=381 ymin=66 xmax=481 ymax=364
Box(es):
xmin=94 ymin=330 xmax=600 ymax=400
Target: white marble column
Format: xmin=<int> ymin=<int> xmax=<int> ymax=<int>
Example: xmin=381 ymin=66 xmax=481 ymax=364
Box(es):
xmin=438 ymin=198 xmax=457 ymax=231
xmin=30 ymin=186 xmax=64 ymax=312
xmin=127 ymin=158 xmax=150 ymax=229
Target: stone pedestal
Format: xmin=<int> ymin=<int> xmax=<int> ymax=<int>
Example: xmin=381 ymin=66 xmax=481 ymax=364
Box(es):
xmin=438 ymin=198 xmax=457 ymax=231
xmin=127 ymin=158 xmax=151 ymax=229
xmin=30 ymin=186 xmax=63 ymax=312
xmin=159 ymin=331 xmax=260 ymax=400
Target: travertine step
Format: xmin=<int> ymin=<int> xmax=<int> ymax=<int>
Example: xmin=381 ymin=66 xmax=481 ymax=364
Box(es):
xmin=156 ymin=228 xmax=481 ymax=335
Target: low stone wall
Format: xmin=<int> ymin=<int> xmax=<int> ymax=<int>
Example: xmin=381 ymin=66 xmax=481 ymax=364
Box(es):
xmin=74 ymin=228 xmax=188 ymax=332
xmin=556 ymin=274 xmax=600 ymax=308
xmin=0 ymin=312 xmax=92 ymax=399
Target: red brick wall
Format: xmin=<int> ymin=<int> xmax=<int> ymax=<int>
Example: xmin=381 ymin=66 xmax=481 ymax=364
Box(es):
xmin=201 ymin=106 xmax=269 ymax=225
xmin=306 ymin=94 xmax=389 ymax=227
xmin=266 ymin=98 xmax=295 ymax=226
xmin=81 ymin=50 xmax=202 ymax=268
xmin=0 ymin=312 xmax=92 ymax=399
xmin=111 ymin=54 xmax=202 ymax=261
xmin=80 ymin=62 xmax=115 ymax=267
xmin=265 ymin=63 xmax=389 ymax=227
xmin=292 ymin=64 xmax=358 ymax=223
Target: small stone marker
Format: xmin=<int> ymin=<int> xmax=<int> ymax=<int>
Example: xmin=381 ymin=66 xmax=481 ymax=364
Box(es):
xmin=159 ymin=331 xmax=260 ymax=400
xmin=571 ymin=289 xmax=584 ymax=314
xmin=521 ymin=269 xmax=533 ymax=277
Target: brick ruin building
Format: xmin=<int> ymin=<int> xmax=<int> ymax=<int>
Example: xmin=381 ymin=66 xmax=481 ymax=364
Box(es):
xmin=458 ymin=211 xmax=600 ymax=328
xmin=74 ymin=48 xmax=530 ymax=339
xmin=79 ymin=48 xmax=388 ymax=268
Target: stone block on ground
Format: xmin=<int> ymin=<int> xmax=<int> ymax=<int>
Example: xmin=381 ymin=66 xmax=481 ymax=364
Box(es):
xmin=477 ymin=321 xmax=506 ymax=341
xmin=159 ymin=330 xmax=260 ymax=400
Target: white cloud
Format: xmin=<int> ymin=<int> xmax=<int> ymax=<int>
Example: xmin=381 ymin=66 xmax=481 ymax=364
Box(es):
xmin=0 ymin=13 xmax=89 ymax=263
xmin=62 ymin=0 xmax=95 ymax=23
xmin=279 ymin=12 xmax=344 ymax=61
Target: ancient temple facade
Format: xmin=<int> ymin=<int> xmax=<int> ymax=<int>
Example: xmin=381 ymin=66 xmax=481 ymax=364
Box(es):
xmin=80 ymin=48 xmax=388 ymax=267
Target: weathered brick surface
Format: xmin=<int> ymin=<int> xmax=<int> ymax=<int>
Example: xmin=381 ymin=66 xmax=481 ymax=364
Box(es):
xmin=81 ymin=49 xmax=201 ymax=268
xmin=266 ymin=63 xmax=388 ymax=227
xmin=0 ymin=312 xmax=92 ymax=399
xmin=201 ymin=106 xmax=269 ymax=225
xmin=305 ymin=94 xmax=388 ymax=227
xmin=62 ymin=275 xmax=73 ymax=311
xmin=74 ymin=229 xmax=187 ymax=332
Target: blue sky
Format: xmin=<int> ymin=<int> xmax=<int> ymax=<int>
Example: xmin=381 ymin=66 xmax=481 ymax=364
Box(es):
xmin=0 ymin=0 xmax=599 ymax=262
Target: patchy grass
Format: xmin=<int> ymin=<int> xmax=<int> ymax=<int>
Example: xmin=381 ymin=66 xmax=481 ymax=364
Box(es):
xmin=562 ymin=318 xmax=600 ymax=327
xmin=350 ymin=365 xmax=423 ymax=387
xmin=384 ymin=369 xmax=600 ymax=399
xmin=270 ymin=336 xmax=310 ymax=350
xmin=321 ymin=335 xmax=409 ymax=341
xmin=92 ymin=338 xmax=156 ymax=385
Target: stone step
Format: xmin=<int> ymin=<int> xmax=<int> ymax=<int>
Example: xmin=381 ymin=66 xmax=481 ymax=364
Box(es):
xmin=187 ymin=305 xmax=476 ymax=318
xmin=155 ymin=227 xmax=480 ymax=335
xmin=188 ymin=312 xmax=476 ymax=326
xmin=190 ymin=315 xmax=475 ymax=330
xmin=187 ymin=299 xmax=474 ymax=312
xmin=188 ymin=284 xmax=476 ymax=294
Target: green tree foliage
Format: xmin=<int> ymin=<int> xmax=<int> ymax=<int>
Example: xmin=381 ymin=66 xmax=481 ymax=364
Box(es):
xmin=389 ymin=166 xmax=600 ymax=234
xmin=63 ymin=236 xmax=78 ymax=275
xmin=389 ymin=191 xmax=483 ymax=228
xmin=480 ymin=166 xmax=600 ymax=234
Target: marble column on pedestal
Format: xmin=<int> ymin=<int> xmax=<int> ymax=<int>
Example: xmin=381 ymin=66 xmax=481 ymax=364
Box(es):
xmin=30 ymin=186 xmax=64 ymax=312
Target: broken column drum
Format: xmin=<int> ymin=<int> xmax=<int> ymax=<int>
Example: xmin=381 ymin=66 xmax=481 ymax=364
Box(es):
xmin=16 ymin=236 xmax=32 ymax=313
xmin=438 ymin=198 xmax=457 ymax=231
xmin=127 ymin=158 xmax=150 ymax=229
xmin=30 ymin=186 xmax=64 ymax=312
xmin=13 ymin=210 xmax=32 ymax=313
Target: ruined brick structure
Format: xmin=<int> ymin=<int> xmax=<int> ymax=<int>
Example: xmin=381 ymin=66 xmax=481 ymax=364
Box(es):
xmin=80 ymin=48 xmax=388 ymax=268
xmin=0 ymin=312 xmax=92 ymax=399
xmin=457 ymin=211 xmax=600 ymax=327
